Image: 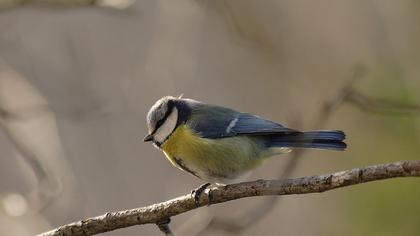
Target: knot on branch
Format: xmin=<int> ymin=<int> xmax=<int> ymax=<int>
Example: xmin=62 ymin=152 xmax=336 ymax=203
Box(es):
xmin=156 ymin=218 xmax=173 ymax=236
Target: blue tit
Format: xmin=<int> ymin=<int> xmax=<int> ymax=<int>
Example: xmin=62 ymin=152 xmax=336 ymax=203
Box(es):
xmin=144 ymin=96 xmax=346 ymax=184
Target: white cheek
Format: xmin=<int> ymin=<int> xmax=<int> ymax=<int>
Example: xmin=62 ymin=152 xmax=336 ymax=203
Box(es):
xmin=154 ymin=107 xmax=178 ymax=143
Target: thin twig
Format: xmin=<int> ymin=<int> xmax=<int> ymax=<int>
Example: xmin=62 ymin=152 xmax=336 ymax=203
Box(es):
xmin=38 ymin=160 xmax=420 ymax=236
xmin=156 ymin=218 xmax=174 ymax=236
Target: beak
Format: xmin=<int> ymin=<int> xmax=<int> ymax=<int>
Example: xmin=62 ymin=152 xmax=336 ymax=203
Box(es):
xmin=143 ymin=133 xmax=153 ymax=142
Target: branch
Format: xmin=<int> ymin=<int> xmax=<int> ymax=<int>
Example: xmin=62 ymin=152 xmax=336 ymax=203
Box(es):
xmin=38 ymin=160 xmax=420 ymax=236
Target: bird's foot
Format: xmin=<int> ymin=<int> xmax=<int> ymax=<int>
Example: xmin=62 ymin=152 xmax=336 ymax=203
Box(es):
xmin=191 ymin=183 xmax=211 ymax=206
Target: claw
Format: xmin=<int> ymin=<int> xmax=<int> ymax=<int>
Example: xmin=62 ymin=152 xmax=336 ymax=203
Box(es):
xmin=191 ymin=183 xmax=211 ymax=206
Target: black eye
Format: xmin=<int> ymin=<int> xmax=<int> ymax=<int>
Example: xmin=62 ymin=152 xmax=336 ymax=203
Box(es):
xmin=155 ymin=117 xmax=166 ymax=131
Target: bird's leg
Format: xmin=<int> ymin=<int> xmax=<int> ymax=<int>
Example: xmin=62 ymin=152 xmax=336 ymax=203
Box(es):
xmin=191 ymin=182 xmax=211 ymax=206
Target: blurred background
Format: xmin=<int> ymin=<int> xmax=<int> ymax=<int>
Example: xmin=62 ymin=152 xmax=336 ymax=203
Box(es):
xmin=0 ymin=0 xmax=419 ymax=235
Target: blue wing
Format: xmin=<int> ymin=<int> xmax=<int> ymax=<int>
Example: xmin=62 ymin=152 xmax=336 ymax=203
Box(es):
xmin=187 ymin=105 xmax=298 ymax=139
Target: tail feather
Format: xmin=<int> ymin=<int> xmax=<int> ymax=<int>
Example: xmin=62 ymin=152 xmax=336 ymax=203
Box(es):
xmin=266 ymin=130 xmax=346 ymax=151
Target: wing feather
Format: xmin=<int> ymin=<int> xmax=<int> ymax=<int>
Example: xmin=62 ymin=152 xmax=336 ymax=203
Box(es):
xmin=187 ymin=105 xmax=297 ymax=139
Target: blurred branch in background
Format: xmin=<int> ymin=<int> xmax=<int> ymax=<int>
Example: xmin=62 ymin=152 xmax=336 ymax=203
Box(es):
xmin=0 ymin=0 xmax=135 ymax=10
xmin=0 ymin=63 xmax=60 ymax=215
xmin=38 ymin=160 xmax=420 ymax=236
xmin=345 ymin=89 xmax=420 ymax=116
xmin=0 ymin=63 xmax=81 ymax=233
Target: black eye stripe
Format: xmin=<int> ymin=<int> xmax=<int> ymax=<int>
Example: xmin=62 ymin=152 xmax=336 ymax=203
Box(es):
xmin=153 ymin=101 xmax=175 ymax=132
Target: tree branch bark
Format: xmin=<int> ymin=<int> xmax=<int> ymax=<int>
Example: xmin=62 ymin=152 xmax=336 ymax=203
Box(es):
xmin=38 ymin=160 xmax=420 ymax=236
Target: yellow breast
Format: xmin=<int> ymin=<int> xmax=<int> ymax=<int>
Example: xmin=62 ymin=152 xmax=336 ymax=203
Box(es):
xmin=160 ymin=124 xmax=265 ymax=182
xmin=161 ymin=124 xmax=207 ymax=168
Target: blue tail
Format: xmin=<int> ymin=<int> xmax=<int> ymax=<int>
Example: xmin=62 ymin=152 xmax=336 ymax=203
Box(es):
xmin=265 ymin=130 xmax=346 ymax=151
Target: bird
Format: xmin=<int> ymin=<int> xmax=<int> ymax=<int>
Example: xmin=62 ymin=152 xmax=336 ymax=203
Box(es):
xmin=144 ymin=95 xmax=346 ymax=187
